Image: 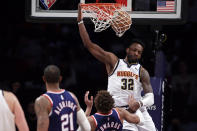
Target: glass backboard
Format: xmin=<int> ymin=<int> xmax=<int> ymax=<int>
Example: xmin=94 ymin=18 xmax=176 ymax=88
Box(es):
xmin=26 ymin=0 xmax=186 ymax=25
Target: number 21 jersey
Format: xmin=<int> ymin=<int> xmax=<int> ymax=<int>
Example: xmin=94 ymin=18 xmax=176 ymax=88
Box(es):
xmin=43 ymin=90 xmax=77 ymax=131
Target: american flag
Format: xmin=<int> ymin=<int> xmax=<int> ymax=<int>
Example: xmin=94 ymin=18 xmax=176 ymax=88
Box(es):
xmin=157 ymin=0 xmax=175 ymax=12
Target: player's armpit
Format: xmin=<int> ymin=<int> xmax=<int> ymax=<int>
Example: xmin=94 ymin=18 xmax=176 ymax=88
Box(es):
xmin=35 ymin=96 xmax=50 ymax=131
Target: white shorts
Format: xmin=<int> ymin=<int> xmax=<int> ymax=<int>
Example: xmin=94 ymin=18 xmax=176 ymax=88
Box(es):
xmin=123 ymin=107 xmax=156 ymax=131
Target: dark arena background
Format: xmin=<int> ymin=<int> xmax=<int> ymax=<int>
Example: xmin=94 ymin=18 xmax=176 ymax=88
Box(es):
xmin=1 ymin=0 xmax=197 ymax=131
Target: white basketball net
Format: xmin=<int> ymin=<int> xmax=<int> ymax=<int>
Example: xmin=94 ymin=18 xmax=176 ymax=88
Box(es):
xmin=81 ymin=3 xmax=132 ymax=37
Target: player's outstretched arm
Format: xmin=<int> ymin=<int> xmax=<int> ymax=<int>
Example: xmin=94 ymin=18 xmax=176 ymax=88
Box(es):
xmin=35 ymin=96 xmax=50 ymax=131
xmin=77 ymin=4 xmax=118 ymax=75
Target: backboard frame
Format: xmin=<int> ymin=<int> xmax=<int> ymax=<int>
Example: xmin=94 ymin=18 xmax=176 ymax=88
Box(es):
xmin=26 ymin=0 xmax=187 ymax=25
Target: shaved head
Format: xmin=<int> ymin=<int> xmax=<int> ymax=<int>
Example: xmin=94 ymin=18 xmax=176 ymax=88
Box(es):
xmin=44 ymin=65 xmax=61 ymax=83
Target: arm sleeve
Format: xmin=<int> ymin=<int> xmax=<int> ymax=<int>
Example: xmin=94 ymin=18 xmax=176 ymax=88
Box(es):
xmin=141 ymin=93 xmax=154 ymax=107
xmin=77 ymin=109 xmax=91 ymax=131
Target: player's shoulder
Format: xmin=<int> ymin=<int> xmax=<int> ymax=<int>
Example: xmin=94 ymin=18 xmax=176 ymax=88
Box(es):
xmin=114 ymin=107 xmax=121 ymax=113
xmin=67 ymin=91 xmax=79 ymax=103
xmin=4 ymin=91 xmax=17 ymax=101
xmin=67 ymin=91 xmax=76 ymax=98
xmin=139 ymin=65 xmax=144 ymax=70
xmin=113 ymin=108 xmax=125 ymax=121
xmin=3 ymin=91 xmax=19 ymax=112
xmin=4 ymin=90 xmax=15 ymax=96
xmin=34 ymin=95 xmax=52 ymax=114
xmin=88 ymin=116 xmax=94 ymax=122
xmin=115 ymin=107 xmax=124 ymax=113
xmin=35 ymin=95 xmax=49 ymax=106
xmin=114 ymin=107 xmax=125 ymax=116
xmin=87 ymin=116 xmax=96 ymax=130
xmin=139 ymin=66 xmax=151 ymax=82
xmin=140 ymin=66 xmax=149 ymax=75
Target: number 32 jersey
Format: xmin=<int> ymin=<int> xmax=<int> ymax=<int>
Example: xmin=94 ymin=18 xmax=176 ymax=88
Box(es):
xmin=43 ymin=89 xmax=78 ymax=131
xmin=107 ymin=59 xmax=143 ymax=107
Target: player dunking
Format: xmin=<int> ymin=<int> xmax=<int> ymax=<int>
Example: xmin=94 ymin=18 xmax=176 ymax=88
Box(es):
xmin=34 ymin=65 xmax=91 ymax=131
xmin=78 ymin=4 xmax=156 ymax=131
xmin=78 ymin=90 xmax=144 ymax=131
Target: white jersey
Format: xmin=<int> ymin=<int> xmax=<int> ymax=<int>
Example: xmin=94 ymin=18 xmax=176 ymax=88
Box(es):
xmin=108 ymin=59 xmax=143 ymax=107
xmin=107 ymin=59 xmax=156 ymax=131
xmin=0 ymin=90 xmax=16 ymax=131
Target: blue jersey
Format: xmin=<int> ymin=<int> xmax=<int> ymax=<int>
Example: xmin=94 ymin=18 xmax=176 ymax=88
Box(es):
xmin=92 ymin=108 xmax=123 ymax=131
xmin=43 ymin=89 xmax=78 ymax=131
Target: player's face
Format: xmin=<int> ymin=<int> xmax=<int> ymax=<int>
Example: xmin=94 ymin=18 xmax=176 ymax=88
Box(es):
xmin=126 ymin=43 xmax=143 ymax=63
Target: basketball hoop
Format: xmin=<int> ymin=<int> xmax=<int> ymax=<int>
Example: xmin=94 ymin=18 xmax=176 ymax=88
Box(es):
xmin=81 ymin=3 xmax=132 ymax=37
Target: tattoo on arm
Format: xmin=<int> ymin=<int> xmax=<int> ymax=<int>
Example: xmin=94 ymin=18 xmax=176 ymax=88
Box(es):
xmin=35 ymin=97 xmax=50 ymax=131
xmin=140 ymin=68 xmax=153 ymax=93
xmin=35 ymin=100 xmax=42 ymax=117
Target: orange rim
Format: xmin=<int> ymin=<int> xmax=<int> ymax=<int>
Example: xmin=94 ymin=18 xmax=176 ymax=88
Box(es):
xmin=81 ymin=3 xmax=122 ymax=8
xmin=81 ymin=3 xmax=122 ymax=20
